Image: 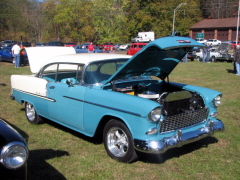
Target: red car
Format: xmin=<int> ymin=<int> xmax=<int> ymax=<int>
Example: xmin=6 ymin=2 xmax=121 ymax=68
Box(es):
xmin=103 ymin=42 xmax=115 ymax=51
xmin=64 ymin=42 xmax=76 ymax=47
xmin=127 ymin=43 xmax=147 ymax=55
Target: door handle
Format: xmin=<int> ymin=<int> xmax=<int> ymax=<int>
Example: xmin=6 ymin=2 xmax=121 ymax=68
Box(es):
xmin=50 ymin=86 xmax=55 ymax=89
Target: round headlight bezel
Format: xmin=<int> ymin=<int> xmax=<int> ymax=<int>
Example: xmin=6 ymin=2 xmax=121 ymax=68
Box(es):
xmin=212 ymin=95 xmax=222 ymax=107
xmin=1 ymin=142 xmax=29 ymax=169
xmin=148 ymin=107 xmax=161 ymax=122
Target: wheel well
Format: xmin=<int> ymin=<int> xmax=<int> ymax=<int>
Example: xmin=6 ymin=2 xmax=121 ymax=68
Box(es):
xmin=94 ymin=115 xmax=125 ymax=142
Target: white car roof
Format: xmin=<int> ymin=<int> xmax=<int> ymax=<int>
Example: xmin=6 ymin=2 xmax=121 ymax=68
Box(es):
xmin=26 ymin=47 xmax=132 ymax=73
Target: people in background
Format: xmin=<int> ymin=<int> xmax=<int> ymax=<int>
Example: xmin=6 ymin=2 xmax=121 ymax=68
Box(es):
xmin=206 ymin=43 xmax=212 ymax=63
xmin=109 ymin=47 xmax=115 ymax=53
xmin=12 ymin=42 xmax=21 ymax=68
xmin=20 ymin=44 xmax=26 ymax=67
xmin=202 ymin=47 xmax=208 ymax=63
xmin=182 ymin=53 xmax=188 ymax=63
xmin=88 ymin=42 xmax=94 ymax=53
xmin=234 ymin=45 xmax=240 ymax=76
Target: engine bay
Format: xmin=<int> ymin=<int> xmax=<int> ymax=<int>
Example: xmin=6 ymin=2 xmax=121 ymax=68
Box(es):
xmin=106 ymin=79 xmax=205 ymax=117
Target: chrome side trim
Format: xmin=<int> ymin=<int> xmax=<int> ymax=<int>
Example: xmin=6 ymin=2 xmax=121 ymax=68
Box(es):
xmin=134 ymin=119 xmax=224 ymax=154
xmin=13 ymin=89 xmax=55 ymax=102
xmin=63 ymin=95 xmax=142 ymax=117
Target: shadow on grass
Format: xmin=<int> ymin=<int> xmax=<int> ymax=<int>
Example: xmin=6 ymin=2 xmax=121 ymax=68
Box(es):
xmin=28 ymin=149 xmax=69 ymax=180
xmin=137 ymin=136 xmax=219 ymax=164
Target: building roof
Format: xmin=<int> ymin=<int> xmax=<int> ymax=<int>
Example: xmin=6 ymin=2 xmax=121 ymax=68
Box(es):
xmin=190 ymin=18 xmax=238 ymax=29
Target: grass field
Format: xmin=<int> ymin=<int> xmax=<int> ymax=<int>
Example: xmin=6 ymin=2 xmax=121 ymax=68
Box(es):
xmin=0 ymin=59 xmax=239 ymax=180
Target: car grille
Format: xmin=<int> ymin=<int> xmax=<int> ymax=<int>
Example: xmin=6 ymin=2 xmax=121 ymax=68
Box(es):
xmin=160 ymin=108 xmax=208 ymax=133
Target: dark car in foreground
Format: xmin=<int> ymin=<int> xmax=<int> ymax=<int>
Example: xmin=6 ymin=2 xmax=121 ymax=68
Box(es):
xmin=0 ymin=118 xmax=28 ymax=180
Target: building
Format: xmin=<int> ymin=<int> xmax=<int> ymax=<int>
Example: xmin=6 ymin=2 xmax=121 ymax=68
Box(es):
xmin=189 ymin=17 xmax=239 ymax=41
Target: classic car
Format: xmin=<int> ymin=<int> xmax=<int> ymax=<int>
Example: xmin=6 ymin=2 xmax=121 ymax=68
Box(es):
xmin=10 ymin=37 xmax=224 ymax=163
xmin=0 ymin=118 xmax=28 ymax=180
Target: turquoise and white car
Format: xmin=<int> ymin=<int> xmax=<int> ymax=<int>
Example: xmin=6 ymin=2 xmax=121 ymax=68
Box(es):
xmin=10 ymin=37 xmax=224 ymax=163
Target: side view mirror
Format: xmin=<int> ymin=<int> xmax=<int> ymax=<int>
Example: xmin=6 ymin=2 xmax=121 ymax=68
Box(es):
xmin=66 ymin=78 xmax=74 ymax=87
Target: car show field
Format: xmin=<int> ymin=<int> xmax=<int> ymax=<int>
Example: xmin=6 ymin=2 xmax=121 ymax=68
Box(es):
xmin=0 ymin=42 xmax=239 ymax=179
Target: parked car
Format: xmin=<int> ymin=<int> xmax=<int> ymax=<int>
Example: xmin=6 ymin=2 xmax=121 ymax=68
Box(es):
xmin=103 ymin=42 xmax=115 ymax=51
xmin=0 ymin=47 xmax=14 ymax=62
xmin=206 ymin=39 xmax=221 ymax=46
xmin=119 ymin=44 xmax=130 ymax=51
xmin=47 ymin=41 xmax=65 ymax=46
xmin=196 ymin=43 xmax=233 ymax=62
xmin=195 ymin=38 xmax=207 ymax=44
xmin=35 ymin=42 xmax=47 ymax=46
xmin=65 ymin=42 xmax=76 ymax=47
xmin=0 ymin=40 xmax=17 ymax=48
xmin=229 ymin=41 xmax=240 ymax=48
xmin=18 ymin=42 xmax=32 ymax=47
xmin=74 ymin=44 xmax=103 ymax=53
xmin=0 ymin=47 xmax=28 ymax=64
xmin=11 ymin=37 xmax=224 ymax=163
xmin=0 ymin=118 xmax=28 ymax=180
xmin=127 ymin=43 xmax=147 ymax=55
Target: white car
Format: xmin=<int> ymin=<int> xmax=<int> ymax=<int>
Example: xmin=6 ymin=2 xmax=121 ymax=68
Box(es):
xmin=196 ymin=48 xmax=219 ymax=62
xmin=119 ymin=44 xmax=130 ymax=51
xmin=206 ymin=39 xmax=221 ymax=46
xmin=195 ymin=38 xmax=207 ymax=44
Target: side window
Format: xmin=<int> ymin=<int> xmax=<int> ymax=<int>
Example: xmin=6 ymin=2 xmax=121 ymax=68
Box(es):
xmin=41 ymin=64 xmax=58 ymax=82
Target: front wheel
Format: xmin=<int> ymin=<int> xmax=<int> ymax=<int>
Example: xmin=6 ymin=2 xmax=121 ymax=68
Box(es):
xmin=25 ymin=102 xmax=43 ymax=124
xmin=196 ymin=56 xmax=201 ymax=61
xmin=210 ymin=56 xmax=216 ymax=62
xmin=103 ymin=119 xmax=138 ymax=163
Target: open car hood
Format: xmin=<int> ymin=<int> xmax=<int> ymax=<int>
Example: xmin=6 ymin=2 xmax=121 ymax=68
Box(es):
xmin=216 ymin=43 xmax=231 ymax=54
xmin=26 ymin=47 xmax=76 ymax=73
xmin=106 ymin=36 xmax=205 ymax=83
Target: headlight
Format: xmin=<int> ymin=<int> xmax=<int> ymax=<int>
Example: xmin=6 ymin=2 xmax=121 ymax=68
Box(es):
xmin=148 ymin=107 xmax=161 ymax=122
xmin=212 ymin=95 xmax=221 ymax=107
xmin=1 ymin=142 xmax=28 ymax=169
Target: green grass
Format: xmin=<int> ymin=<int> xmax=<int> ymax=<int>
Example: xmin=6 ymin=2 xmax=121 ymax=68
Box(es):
xmin=0 ymin=60 xmax=240 ymax=180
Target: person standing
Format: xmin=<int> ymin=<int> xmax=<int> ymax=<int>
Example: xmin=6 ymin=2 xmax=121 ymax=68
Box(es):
xmin=88 ymin=42 xmax=95 ymax=53
xmin=234 ymin=45 xmax=240 ymax=75
xmin=202 ymin=47 xmax=208 ymax=63
xmin=12 ymin=42 xmax=21 ymax=68
xmin=206 ymin=43 xmax=212 ymax=63
xmin=182 ymin=52 xmax=188 ymax=63
xmin=20 ymin=44 xmax=26 ymax=67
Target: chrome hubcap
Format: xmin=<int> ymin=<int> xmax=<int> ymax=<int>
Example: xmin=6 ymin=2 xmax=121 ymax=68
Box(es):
xmin=26 ymin=103 xmax=35 ymax=121
xmin=107 ymin=127 xmax=128 ymax=157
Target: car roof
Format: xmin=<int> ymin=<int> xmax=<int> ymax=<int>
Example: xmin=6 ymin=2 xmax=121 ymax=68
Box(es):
xmin=26 ymin=47 xmax=132 ymax=73
xmin=48 ymin=53 xmax=132 ymax=64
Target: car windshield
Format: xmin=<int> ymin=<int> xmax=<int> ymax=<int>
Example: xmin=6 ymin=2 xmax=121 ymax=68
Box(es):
xmin=84 ymin=60 xmax=127 ymax=84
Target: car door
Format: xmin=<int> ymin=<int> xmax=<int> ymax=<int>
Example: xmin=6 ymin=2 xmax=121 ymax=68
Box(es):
xmin=2 ymin=48 xmax=11 ymax=61
xmin=42 ymin=63 xmax=85 ymax=130
xmin=47 ymin=82 xmax=86 ymax=131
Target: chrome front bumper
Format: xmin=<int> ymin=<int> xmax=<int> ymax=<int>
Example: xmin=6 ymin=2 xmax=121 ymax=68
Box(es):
xmin=134 ymin=119 xmax=224 ymax=154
